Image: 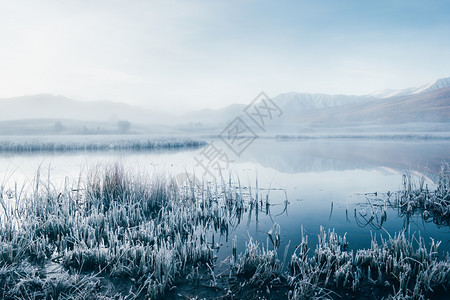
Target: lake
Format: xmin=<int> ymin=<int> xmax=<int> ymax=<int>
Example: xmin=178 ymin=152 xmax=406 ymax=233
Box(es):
xmin=2 ymin=138 xmax=448 ymax=250
xmin=1 ymin=137 xmax=449 ymax=298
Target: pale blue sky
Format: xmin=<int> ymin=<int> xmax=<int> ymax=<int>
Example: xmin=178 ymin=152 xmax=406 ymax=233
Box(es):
xmin=0 ymin=0 xmax=449 ymax=112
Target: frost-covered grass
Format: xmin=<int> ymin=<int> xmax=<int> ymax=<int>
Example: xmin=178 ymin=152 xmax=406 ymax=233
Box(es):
xmin=274 ymin=132 xmax=450 ymax=140
xmin=0 ymin=135 xmax=206 ymax=152
xmin=354 ymin=163 xmax=450 ymax=230
xmin=0 ymin=164 xmax=243 ymax=299
xmin=228 ymin=226 xmax=449 ymax=300
xmin=395 ymin=162 xmax=450 ymax=225
xmin=0 ymin=163 xmax=449 ymax=299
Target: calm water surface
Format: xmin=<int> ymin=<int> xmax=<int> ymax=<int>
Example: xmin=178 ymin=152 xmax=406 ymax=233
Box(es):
xmin=1 ymin=138 xmax=449 ymax=261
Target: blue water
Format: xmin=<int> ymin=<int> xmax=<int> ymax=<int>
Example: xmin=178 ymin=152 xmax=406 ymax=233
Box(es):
xmin=1 ymin=138 xmax=449 ymax=258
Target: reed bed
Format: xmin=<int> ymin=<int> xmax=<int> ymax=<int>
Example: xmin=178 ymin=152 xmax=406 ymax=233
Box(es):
xmin=395 ymin=162 xmax=450 ymax=225
xmin=226 ymin=226 xmax=449 ymax=300
xmin=0 ymin=135 xmax=205 ymax=153
xmin=0 ymin=164 xmax=244 ymax=299
xmin=353 ymin=163 xmax=450 ymax=230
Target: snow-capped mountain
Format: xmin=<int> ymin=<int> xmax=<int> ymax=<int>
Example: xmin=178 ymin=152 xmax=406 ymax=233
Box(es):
xmin=369 ymin=77 xmax=450 ymax=99
xmin=413 ymin=77 xmax=450 ymax=94
xmin=266 ymin=77 xmax=450 ymax=114
xmin=300 ymin=86 xmax=450 ymax=124
xmin=272 ymin=93 xmax=376 ymax=111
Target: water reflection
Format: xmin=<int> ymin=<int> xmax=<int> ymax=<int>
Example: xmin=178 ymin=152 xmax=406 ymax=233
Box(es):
xmin=353 ymin=192 xmax=450 ymax=232
xmin=239 ymin=139 xmax=449 ymax=179
xmin=1 ymin=138 xmax=449 ymax=256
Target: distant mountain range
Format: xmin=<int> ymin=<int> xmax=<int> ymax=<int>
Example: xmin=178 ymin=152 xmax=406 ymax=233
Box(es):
xmin=180 ymin=77 xmax=450 ymax=128
xmin=0 ymin=77 xmax=449 ymax=135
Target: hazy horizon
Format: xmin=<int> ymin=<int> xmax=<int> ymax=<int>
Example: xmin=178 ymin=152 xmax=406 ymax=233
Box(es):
xmin=1 ymin=0 xmax=450 ymax=113
xmin=1 ymin=76 xmax=449 ymax=116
